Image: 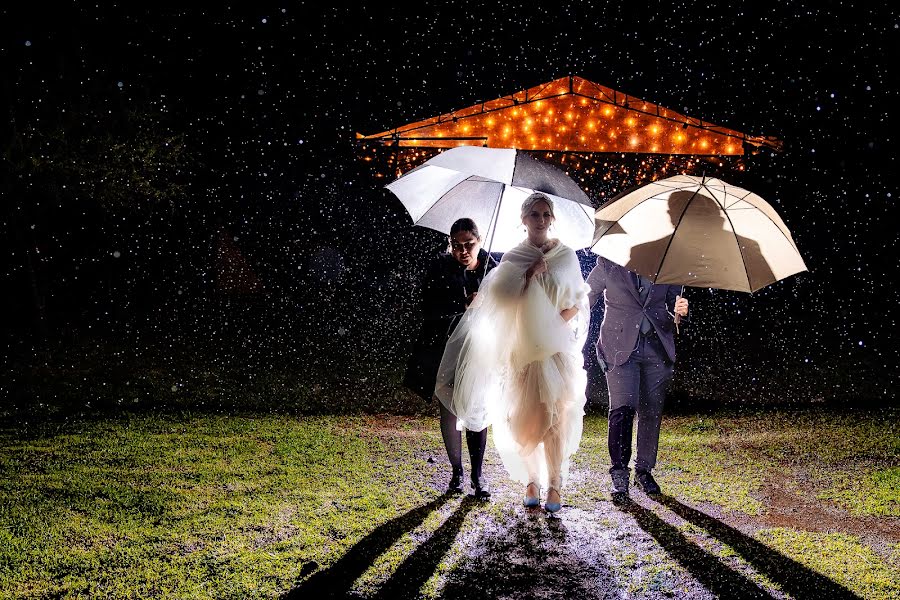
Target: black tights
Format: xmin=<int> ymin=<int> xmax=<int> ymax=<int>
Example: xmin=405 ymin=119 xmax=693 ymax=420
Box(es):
xmin=439 ymin=402 xmax=487 ymax=481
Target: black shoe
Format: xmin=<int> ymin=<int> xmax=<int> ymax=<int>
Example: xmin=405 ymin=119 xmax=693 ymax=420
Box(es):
xmin=610 ymin=468 xmax=630 ymax=495
xmin=472 ymin=476 xmax=491 ymax=499
xmin=448 ymin=468 xmax=464 ymax=494
xmin=634 ymin=470 xmax=661 ymax=495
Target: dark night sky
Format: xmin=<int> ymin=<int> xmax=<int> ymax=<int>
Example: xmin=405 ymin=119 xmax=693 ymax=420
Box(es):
xmin=2 ymin=3 xmax=898 ymax=406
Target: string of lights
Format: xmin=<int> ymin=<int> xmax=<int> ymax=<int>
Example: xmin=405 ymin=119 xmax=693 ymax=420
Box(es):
xmin=356 ymin=75 xmax=781 ymax=158
xmin=356 ymin=75 xmax=771 ymax=202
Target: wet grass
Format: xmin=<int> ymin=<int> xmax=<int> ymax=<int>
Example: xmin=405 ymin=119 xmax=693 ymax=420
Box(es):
xmin=757 ymin=528 xmax=899 ymax=599
xmin=651 ymin=410 xmax=898 ymax=518
xmin=818 ymin=466 xmax=900 ymax=517
xmin=1 ymin=409 xmax=897 ymax=598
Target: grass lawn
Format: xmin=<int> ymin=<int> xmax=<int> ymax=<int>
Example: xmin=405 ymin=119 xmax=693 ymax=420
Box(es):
xmin=1 ymin=408 xmax=898 ymax=598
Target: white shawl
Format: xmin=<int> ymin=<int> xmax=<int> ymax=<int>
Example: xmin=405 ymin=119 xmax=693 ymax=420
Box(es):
xmin=434 ymin=239 xmax=590 ymax=432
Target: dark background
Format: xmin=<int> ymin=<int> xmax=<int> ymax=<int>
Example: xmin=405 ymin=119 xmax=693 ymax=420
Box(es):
xmin=2 ymin=3 xmax=897 ymax=421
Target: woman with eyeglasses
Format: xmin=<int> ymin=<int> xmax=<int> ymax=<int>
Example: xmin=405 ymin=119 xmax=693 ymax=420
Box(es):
xmin=403 ymin=217 xmax=497 ymax=497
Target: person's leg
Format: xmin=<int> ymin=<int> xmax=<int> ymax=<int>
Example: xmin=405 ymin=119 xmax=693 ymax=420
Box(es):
xmin=522 ymin=447 xmax=542 ymax=506
xmin=634 ymin=338 xmax=674 ymax=493
xmin=543 ymin=423 xmax=563 ymax=491
xmin=439 ymin=401 xmax=464 ymax=492
xmin=543 ymin=422 xmax=564 ymax=511
xmin=605 ymin=355 xmax=640 ymax=494
xmin=606 ymin=358 xmax=640 ymax=465
xmin=465 ymin=427 xmax=490 ymax=498
xmin=608 ymin=405 xmax=636 ymax=471
xmin=544 ymin=374 xmax=571 ymax=496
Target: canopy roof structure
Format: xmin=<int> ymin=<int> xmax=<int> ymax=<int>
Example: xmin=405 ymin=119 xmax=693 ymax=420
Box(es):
xmin=358 ymin=75 xmax=781 ymax=156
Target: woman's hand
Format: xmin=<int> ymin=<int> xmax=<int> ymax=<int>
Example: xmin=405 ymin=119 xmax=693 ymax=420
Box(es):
xmin=560 ymin=306 xmax=578 ymax=322
xmin=523 ymin=256 xmax=548 ymax=290
xmin=525 ymin=257 xmax=548 ymax=279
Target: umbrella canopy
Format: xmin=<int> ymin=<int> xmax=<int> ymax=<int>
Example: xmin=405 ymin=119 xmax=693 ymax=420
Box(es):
xmin=386 ymin=146 xmax=595 ymax=252
xmin=591 ymin=175 xmax=807 ymax=293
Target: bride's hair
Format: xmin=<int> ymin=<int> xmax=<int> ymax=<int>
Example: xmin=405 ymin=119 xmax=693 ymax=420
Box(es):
xmin=520 ymin=192 xmax=555 ymax=219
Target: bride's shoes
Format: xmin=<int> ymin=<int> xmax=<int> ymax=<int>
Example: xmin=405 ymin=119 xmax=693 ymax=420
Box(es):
xmin=544 ymin=487 xmax=562 ymax=513
xmin=523 ymin=482 xmax=541 ymax=507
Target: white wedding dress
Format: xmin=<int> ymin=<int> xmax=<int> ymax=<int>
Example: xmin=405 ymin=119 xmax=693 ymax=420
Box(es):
xmin=435 ymin=239 xmax=589 ymax=489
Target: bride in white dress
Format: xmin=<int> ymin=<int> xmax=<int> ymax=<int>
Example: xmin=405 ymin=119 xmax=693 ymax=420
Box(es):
xmin=435 ymin=192 xmax=590 ymax=512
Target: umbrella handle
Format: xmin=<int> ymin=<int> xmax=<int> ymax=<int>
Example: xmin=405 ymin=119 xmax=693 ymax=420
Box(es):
xmin=674 ymin=285 xmax=685 ymax=334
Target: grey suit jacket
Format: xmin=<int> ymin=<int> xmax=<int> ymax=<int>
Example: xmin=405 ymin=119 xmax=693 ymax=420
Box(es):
xmin=586 ymin=256 xmax=682 ymax=368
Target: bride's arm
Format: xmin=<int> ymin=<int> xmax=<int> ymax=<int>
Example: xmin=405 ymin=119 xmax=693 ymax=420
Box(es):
xmin=559 ymin=306 xmax=578 ymax=321
xmin=555 ymin=245 xmax=588 ymax=324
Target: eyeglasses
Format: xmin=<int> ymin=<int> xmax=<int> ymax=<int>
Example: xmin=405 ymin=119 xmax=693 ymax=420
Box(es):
xmin=450 ymin=240 xmax=479 ymax=252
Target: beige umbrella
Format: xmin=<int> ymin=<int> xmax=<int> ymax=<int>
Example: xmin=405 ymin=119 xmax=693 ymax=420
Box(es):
xmin=591 ymin=174 xmax=807 ymax=294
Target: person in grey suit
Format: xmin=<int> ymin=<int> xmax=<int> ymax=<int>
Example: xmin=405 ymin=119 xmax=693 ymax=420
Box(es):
xmin=586 ymin=256 xmax=689 ymax=495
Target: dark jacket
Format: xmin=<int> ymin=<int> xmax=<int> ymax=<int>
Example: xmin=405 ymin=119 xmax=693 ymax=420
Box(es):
xmin=403 ymin=248 xmax=497 ymax=399
xmin=587 ymin=256 xmax=682 ymax=369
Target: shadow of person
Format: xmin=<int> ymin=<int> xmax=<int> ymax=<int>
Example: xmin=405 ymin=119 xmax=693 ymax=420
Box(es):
xmin=544 ymin=511 xmax=569 ymax=540
xmin=657 ymin=494 xmax=861 ymax=599
xmin=372 ymin=496 xmax=481 ymax=599
xmin=440 ymin=512 xmax=617 ymax=599
xmin=615 ymin=495 xmax=776 ymax=599
xmin=625 ymin=190 xmax=777 ymax=293
xmin=282 ymin=494 xmax=451 ymax=599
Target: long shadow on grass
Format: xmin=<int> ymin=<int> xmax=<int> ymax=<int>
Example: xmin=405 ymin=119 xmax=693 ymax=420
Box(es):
xmin=371 ymin=496 xmax=480 ymax=599
xmin=617 ymin=496 xmax=775 ymax=599
xmin=657 ymin=495 xmax=860 ymax=599
xmin=282 ymin=494 xmax=456 ymax=598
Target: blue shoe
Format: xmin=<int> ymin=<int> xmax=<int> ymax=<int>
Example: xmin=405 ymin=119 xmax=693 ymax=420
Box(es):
xmin=544 ymin=487 xmax=562 ymax=513
xmin=523 ymin=482 xmax=541 ymax=507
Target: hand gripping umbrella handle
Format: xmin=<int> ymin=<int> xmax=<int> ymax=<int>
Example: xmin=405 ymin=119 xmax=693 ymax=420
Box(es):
xmin=674 ymin=285 xmax=685 ymax=334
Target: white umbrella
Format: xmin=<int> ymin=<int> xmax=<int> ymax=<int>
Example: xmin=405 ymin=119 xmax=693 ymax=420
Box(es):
xmin=591 ymin=174 xmax=807 ymax=293
xmin=386 ymin=146 xmax=595 ymax=252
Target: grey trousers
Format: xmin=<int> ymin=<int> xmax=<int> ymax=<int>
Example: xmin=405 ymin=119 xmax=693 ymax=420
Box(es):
xmin=605 ymin=333 xmax=674 ymax=473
